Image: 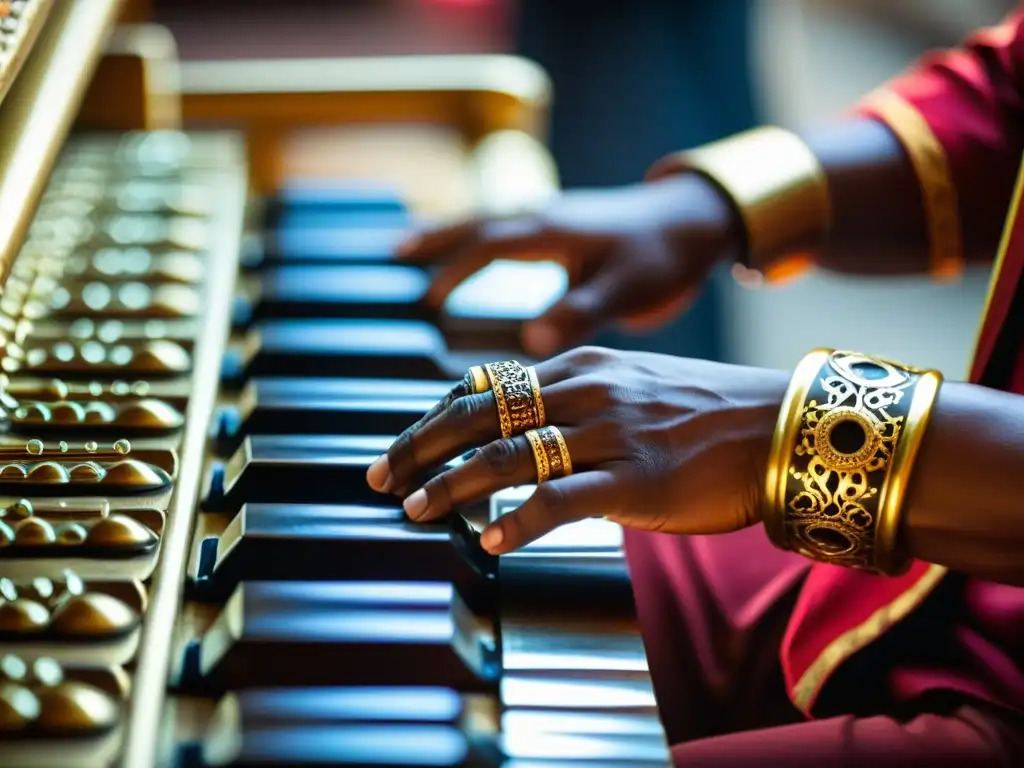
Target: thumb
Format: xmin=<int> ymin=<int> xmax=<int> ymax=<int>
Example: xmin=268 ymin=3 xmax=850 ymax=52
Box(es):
xmin=523 ymin=268 xmax=631 ymax=356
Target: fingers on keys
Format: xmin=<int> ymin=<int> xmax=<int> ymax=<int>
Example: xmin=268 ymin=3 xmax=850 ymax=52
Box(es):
xmin=478 ymin=471 xmax=621 ymax=554
xmin=367 ymin=361 xmax=569 ymax=495
xmin=401 ymin=426 xmax=604 ymax=525
xmin=396 ymin=217 xmax=556 ymax=307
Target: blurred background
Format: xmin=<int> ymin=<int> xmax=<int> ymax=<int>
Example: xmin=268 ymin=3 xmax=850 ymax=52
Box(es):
xmin=153 ymin=0 xmax=1015 ymax=378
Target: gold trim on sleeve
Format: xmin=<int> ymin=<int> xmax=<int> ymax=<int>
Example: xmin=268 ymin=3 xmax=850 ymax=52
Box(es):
xmin=790 ymin=562 xmax=948 ymax=713
xmin=860 ymin=89 xmax=963 ymax=280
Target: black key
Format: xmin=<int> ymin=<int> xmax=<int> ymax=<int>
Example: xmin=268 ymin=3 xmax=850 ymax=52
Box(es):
xmin=190 ymin=581 xmax=498 ymax=692
xmin=268 ymin=184 xmax=407 ymax=220
xmin=203 ymin=435 xmax=474 ymax=515
xmin=184 ymin=687 xmax=665 ymax=766
xmin=197 ymin=724 xmax=497 ymax=767
xmin=190 ymin=503 xmax=496 ymax=605
xmin=217 ymin=686 xmax=470 ymax=727
xmin=221 ymin=320 xmax=452 ymax=383
xmin=202 ymin=435 xmax=391 ymax=512
xmin=182 ymin=687 xmax=494 ymax=767
xmin=233 ymin=266 xmax=433 ymax=326
xmin=249 ymin=225 xmax=408 ymax=268
xmin=500 ymin=555 xmax=635 ymax=617
xmin=212 ymin=378 xmax=442 ymax=454
xmin=252 ymin=185 xmax=408 ymax=269
xmin=239 ymin=377 xmax=452 ymax=401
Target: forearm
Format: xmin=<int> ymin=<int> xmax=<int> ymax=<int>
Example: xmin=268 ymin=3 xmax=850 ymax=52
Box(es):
xmin=653 ymin=9 xmax=1024 ymax=281
xmin=903 ymin=382 xmax=1024 ymax=585
xmin=801 ymin=117 xmax=935 ymax=276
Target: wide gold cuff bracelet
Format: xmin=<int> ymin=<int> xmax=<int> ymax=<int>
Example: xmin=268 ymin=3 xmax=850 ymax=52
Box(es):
xmin=763 ymin=349 xmax=942 ymax=575
xmin=647 ymin=126 xmax=831 ymax=276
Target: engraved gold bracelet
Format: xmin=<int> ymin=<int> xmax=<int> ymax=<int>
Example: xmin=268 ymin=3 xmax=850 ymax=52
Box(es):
xmin=763 ymin=349 xmax=942 ymax=575
xmin=646 ymin=126 xmax=831 ymax=277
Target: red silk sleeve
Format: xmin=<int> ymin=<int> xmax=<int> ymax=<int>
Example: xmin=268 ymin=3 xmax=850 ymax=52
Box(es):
xmin=856 ymin=8 xmax=1024 ymax=270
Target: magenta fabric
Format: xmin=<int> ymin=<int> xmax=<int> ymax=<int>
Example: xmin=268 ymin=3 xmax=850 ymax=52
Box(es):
xmin=623 ymin=528 xmax=1024 ymax=765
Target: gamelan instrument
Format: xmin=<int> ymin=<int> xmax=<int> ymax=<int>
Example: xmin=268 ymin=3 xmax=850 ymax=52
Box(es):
xmin=0 ymin=3 xmax=669 ymax=766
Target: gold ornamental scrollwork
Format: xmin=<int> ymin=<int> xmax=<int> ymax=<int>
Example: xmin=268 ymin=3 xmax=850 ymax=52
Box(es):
xmin=767 ymin=350 xmax=940 ymax=573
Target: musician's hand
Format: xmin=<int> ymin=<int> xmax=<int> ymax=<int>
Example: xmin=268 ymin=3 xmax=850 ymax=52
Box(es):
xmin=396 ymin=175 xmax=742 ymax=357
xmin=365 ymin=347 xmax=789 ymax=554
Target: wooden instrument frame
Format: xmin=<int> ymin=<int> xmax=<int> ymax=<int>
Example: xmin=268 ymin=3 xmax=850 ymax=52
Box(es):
xmin=178 ymin=54 xmax=554 ymax=198
xmin=0 ymin=0 xmax=122 ymax=291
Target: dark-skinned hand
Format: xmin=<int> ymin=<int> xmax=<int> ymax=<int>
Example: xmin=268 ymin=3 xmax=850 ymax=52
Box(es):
xmin=366 ymin=346 xmax=790 ymax=554
xmin=396 ymin=174 xmax=742 ymax=358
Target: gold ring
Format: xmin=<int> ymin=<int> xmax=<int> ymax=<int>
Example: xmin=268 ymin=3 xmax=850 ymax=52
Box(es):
xmin=484 ymin=360 xmax=545 ymax=438
xmin=525 ymin=425 xmax=573 ymax=484
xmin=468 ymin=365 xmax=490 ymax=394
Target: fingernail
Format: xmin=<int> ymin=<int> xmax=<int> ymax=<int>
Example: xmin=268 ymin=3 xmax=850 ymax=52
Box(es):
xmin=480 ymin=525 xmax=504 ymax=552
xmin=396 ymin=235 xmax=421 ymax=258
xmin=366 ymin=455 xmax=390 ymax=491
xmin=523 ymin=323 xmax=559 ymax=357
xmin=403 ymin=488 xmax=428 ymax=519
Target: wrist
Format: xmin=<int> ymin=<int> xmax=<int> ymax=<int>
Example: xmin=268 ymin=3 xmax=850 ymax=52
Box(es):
xmin=648 ymin=172 xmax=747 ymax=270
xmin=647 ymin=127 xmax=831 ymax=281
xmin=743 ymin=368 xmax=793 ymax=530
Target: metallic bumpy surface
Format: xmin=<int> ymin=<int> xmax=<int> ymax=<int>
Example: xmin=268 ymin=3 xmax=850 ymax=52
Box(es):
xmin=484 ymin=360 xmax=544 ymax=439
xmin=525 ymin=425 xmax=572 ymax=484
xmin=766 ymin=349 xmax=941 ymax=573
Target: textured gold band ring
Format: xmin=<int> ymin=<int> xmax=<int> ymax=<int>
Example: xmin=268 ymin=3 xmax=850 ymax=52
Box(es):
xmin=483 ymin=360 xmax=545 ymax=438
xmin=525 ymin=425 xmax=573 ymax=484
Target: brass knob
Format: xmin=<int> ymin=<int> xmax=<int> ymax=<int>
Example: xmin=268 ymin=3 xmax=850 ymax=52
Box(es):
xmin=49 ymin=593 xmax=137 ymax=637
xmin=68 ymin=462 xmax=104 ymax=482
xmin=131 ymin=341 xmax=190 ymax=374
xmin=86 ymin=515 xmax=157 ymax=549
xmin=12 ymin=517 xmax=55 ymax=545
xmin=35 ymin=681 xmax=119 ymax=734
xmin=4 ymin=499 xmax=34 ymax=519
xmin=0 ymin=681 xmax=39 ymax=732
xmin=25 ymin=462 xmax=69 ymax=484
xmin=102 ymin=459 xmax=171 ymax=491
xmin=0 ymin=600 xmax=49 ymax=633
xmin=116 ymin=399 xmax=184 ymax=430
xmin=55 ymin=522 xmax=88 ymax=545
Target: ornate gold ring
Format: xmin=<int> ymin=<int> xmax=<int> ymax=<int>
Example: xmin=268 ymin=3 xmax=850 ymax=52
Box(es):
xmin=483 ymin=360 xmax=545 ymax=438
xmin=525 ymin=425 xmax=573 ymax=484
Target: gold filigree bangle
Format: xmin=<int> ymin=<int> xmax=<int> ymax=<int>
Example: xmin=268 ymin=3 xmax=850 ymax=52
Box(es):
xmin=484 ymin=360 xmax=545 ymax=439
xmin=646 ymin=126 xmax=831 ymax=275
xmin=763 ymin=349 xmax=942 ymax=575
xmin=525 ymin=425 xmax=573 ymax=484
